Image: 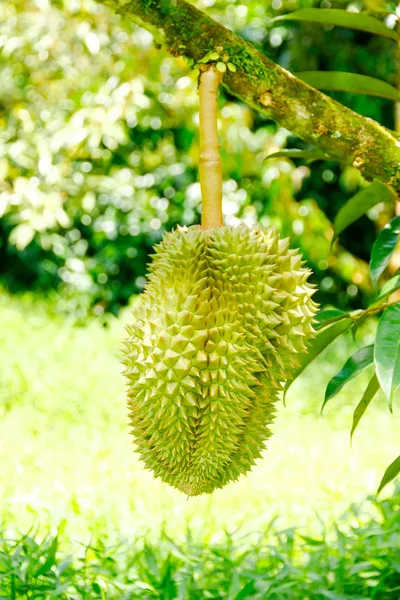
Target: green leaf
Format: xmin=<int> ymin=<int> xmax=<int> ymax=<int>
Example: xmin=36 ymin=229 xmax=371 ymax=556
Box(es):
xmin=34 ymin=537 xmax=58 ymax=576
xmin=320 ymin=592 xmax=350 ymax=600
xmin=367 ymin=273 xmax=400 ymax=311
xmin=370 ymin=216 xmax=400 ymax=291
xmin=234 ymin=581 xmax=256 ymax=600
xmin=265 ymin=148 xmax=328 ymax=161
xmin=268 ymin=9 xmax=398 ymax=40
xmin=334 ymin=182 xmax=395 ymax=240
xmin=198 ymin=50 xmax=220 ymax=63
xmin=350 ymin=373 xmax=380 ymax=441
xmin=377 ymin=273 xmax=400 ymax=301
xmin=377 ymin=454 xmax=400 ymax=494
xmin=295 ymin=72 xmax=400 ymax=102
xmin=314 ymin=309 xmax=349 ymax=329
xmin=284 ymin=318 xmax=353 ymax=399
xmin=299 ymin=534 xmax=325 ymax=546
xmin=374 ymin=303 xmax=400 ymax=407
xmin=322 ymin=345 xmax=374 ymax=411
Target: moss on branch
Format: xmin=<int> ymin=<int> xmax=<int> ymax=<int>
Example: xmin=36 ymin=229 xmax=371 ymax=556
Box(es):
xmin=98 ymin=0 xmax=400 ymax=193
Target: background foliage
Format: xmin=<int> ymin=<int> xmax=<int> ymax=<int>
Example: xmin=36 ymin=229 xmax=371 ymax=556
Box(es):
xmin=1 ymin=0 xmax=398 ymax=317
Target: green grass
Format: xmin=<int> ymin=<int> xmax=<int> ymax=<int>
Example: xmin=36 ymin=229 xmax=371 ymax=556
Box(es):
xmin=0 ymin=291 xmax=399 ymax=544
xmin=0 ymin=491 xmax=399 ymax=599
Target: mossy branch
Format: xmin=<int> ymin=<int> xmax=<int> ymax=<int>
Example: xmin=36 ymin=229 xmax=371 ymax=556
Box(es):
xmin=199 ymin=66 xmax=223 ymax=230
xmin=97 ymin=0 xmax=400 ymax=194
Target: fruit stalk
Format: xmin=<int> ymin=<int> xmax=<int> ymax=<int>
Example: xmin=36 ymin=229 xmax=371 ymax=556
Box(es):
xmin=199 ymin=65 xmax=224 ymax=229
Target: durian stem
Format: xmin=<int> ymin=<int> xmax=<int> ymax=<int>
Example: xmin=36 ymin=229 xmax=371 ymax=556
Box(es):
xmin=199 ymin=65 xmax=223 ymax=229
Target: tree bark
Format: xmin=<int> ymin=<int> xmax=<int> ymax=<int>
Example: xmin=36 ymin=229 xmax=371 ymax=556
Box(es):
xmin=98 ymin=0 xmax=400 ymax=194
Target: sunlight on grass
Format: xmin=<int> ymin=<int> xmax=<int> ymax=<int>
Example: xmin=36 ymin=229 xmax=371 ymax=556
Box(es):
xmin=0 ymin=292 xmax=398 ymax=543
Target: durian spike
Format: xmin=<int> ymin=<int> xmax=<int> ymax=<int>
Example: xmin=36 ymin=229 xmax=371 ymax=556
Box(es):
xmin=198 ymin=65 xmax=224 ymax=230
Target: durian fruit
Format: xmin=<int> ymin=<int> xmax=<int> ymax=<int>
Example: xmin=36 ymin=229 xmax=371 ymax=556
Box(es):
xmin=123 ymin=224 xmax=317 ymax=496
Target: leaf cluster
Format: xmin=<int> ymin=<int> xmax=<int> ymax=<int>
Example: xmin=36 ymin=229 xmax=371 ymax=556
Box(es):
xmin=264 ymin=3 xmax=400 ymax=493
xmin=285 ymin=213 xmax=400 ymax=491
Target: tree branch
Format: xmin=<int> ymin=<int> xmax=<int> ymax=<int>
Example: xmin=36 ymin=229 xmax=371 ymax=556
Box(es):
xmin=98 ymin=0 xmax=400 ymax=193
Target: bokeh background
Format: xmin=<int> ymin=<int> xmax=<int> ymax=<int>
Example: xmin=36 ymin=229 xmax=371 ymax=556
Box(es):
xmin=0 ymin=0 xmax=399 ymax=591
xmin=2 ymin=0 xmax=399 ymax=320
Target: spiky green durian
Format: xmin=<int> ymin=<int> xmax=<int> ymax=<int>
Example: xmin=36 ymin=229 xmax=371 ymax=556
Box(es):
xmin=123 ymin=224 xmax=317 ymax=496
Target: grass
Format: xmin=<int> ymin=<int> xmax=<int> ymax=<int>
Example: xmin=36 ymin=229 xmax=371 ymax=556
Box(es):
xmin=0 ymin=491 xmax=399 ymax=599
xmin=0 ymin=291 xmax=399 ymax=545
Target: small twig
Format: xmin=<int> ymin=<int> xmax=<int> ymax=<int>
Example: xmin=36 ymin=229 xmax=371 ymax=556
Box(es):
xmin=198 ymin=65 xmax=223 ymax=229
xmin=351 ymin=300 xmax=396 ymax=322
